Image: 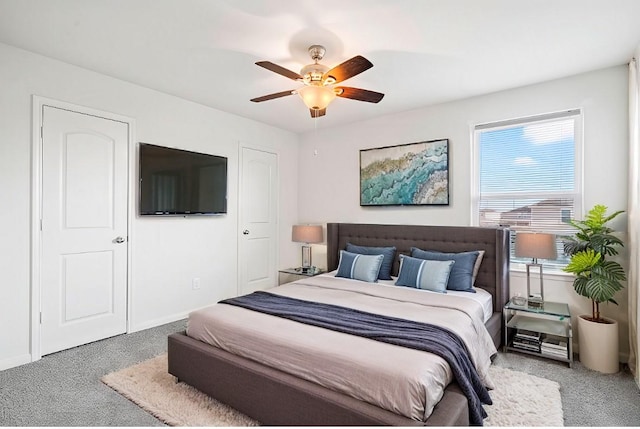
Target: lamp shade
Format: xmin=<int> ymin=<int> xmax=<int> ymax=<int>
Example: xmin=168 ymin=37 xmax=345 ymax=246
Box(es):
xmin=292 ymin=224 xmax=323 ymax=244
xmin=515 ymin=232 xmax=557 ymax=260
xmin=297 ymin=85 xmax=336 ymax=110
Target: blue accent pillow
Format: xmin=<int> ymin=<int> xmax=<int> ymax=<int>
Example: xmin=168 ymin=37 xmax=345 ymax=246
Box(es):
xmin=395 ymin=255 xmax=454 ymax=293
xmin=345 ymin=243 xmax=396 ymax=280
xmin=336 ymin=250 xmax=384 ymax=283
xmin=410 ymin=248 xmax=480 ymax=293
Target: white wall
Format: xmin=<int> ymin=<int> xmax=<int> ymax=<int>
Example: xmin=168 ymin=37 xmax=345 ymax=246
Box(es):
xmin=0 ymin=39 xmax=631 ymax=369
xmin=298 ymin=66 xmax=631 ymax=359
xmin=0 ymin=42 xmax=301 ymax=370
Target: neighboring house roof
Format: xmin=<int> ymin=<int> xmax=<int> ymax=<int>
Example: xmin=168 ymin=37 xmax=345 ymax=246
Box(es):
xmin=501 ymin=198 xmax=572 ymax=216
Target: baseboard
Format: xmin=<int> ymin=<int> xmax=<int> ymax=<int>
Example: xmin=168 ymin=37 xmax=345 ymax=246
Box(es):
xmin=0 ymin=353 xmax=32 ymax=371
xmin=129 ymin=301 xmax=226 ymax=333
xmin=128 ymin=311 xmax=189 ymax=333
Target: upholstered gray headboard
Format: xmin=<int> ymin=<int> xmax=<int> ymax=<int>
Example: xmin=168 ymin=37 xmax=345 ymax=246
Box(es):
xmin=326 ymin=223 xmax=510 ymax=311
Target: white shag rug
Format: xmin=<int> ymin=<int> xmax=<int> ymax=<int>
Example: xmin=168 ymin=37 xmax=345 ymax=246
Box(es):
xmin=102 ymin=354 xmax=563 ymax=427
xmin=484 ymin=365 xmax=564 ymax=427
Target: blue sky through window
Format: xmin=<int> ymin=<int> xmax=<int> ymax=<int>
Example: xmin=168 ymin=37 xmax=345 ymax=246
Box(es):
xmin=479 ymin=119 xmax=575 ymax=195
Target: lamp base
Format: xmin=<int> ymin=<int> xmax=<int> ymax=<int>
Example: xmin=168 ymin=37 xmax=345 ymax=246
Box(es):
xmin=527 ymin=297 xmax=544 ymax=309
xmin=296 ymin=266 xmax=319 ymax=275
xmin=301 ymin=245 xmax=312 ymax=269
xmin=525 ymin=262 xmax=545 ymax=306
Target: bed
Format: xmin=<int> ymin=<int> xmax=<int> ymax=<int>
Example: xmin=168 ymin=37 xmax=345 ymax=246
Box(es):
xmin=168 ymin=223 xmax=510 ymax=426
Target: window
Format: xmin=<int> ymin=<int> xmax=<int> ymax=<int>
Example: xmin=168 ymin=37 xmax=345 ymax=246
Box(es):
xmin=472 ymin=110 xmax=582 ymax=270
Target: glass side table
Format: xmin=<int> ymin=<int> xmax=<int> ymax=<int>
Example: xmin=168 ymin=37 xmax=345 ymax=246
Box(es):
xmin=278 ymin=267 xmax=324 ymax=285
xmin=503 ymin=299 xmax=573 ymax=367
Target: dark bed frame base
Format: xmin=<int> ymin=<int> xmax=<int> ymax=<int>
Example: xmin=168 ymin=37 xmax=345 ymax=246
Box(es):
xmin=168 ymin=331 xmax=469 ymax=426
xmin=168 ymin=223 xmax=510 ymax=426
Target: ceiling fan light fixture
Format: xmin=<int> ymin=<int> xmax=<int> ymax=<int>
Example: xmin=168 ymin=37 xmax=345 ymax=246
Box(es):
xmin=251 ymin=44 xmax=384 ymax=117
xmin=297 ymin=85 xmax=336 ymax=110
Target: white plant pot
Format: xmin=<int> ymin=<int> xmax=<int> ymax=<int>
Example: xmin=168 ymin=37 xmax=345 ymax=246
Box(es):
xmin=577 ymin=315 xmax=619 ymax=374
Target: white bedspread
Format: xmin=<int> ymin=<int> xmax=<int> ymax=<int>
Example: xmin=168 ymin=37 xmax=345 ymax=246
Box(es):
xmin=187 ymin=275 xmax=497 ymax=422
xmin=373 ymin=273 xmax=494 ymax=323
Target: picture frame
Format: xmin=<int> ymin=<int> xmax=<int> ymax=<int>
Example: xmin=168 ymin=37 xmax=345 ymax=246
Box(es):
xmin=360 ymin=139 xmax=449 ymax=206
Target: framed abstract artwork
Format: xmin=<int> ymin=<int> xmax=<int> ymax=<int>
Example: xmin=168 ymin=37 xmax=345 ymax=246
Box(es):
xmin=360 ymin=139 xmax=449 ymax=206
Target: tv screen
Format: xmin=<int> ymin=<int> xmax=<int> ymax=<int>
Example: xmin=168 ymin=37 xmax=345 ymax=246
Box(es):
xmin=139 ymin=143 xmax=227 ymax=215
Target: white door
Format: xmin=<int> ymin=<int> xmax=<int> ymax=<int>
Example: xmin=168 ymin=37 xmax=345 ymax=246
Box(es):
xmin=238 ymin=147 xmax=278 ymax=295
xmin=40 ymin=106 xmax=129 ymax=356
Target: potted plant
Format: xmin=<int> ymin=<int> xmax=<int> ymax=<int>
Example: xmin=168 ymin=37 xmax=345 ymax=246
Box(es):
xmin=563 ymin=204 xmax=626 ymax=373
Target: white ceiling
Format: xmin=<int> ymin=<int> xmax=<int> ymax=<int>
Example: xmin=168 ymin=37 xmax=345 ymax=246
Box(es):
xmin=1 ymin=0 xmax=640 ymax=134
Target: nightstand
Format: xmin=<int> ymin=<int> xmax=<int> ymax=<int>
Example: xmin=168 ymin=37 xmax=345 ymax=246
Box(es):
xmin=503 ymin=299 xmax=573 ymax=367
xmin=278 ymin=267 xmax=324 ymax=285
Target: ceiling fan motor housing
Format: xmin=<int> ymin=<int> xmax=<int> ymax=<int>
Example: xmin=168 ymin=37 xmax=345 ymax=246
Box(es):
xmin=300 ymin=63 xmax=329 ymax=85
xmin=300 ymin=45 xmax=337 ymax=85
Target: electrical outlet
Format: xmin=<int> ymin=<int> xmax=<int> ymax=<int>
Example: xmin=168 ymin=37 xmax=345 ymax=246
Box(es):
xmin=192 ymin=278 xmax=201 ymax=290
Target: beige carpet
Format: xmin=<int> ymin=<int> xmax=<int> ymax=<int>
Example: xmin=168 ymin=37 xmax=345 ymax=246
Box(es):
xmin=102 ymin=354 xmax=564 ymax=427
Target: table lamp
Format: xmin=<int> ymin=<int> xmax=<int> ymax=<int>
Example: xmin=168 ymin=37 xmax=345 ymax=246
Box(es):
xmin=514 ymin=232 xmax=557 ymax=308
xmin=292 ymin=224 xmax=323 ymax=273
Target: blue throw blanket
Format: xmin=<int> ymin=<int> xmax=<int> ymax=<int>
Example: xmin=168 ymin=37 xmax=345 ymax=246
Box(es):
xmin=220 ymin=291 xmax=492 ymax=425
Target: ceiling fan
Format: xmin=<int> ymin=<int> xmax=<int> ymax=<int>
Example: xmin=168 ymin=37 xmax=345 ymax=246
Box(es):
xmin=250 ymin=45 xmax=384 ymax=118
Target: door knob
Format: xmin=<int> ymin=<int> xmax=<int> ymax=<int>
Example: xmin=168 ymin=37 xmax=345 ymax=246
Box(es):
xmin=242 ymin=230 xmax=250 ymax=235
xmin=114 ymin=236 xmax=126 ymax=243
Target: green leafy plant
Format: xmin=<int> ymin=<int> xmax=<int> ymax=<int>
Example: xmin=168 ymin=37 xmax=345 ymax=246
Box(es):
xmin=562 ymin=205 xmax=626 ymax=322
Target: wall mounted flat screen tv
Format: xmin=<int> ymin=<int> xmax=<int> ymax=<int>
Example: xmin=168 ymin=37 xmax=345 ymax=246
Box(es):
xmin=139 ymin=143 xmax=228 ymax=215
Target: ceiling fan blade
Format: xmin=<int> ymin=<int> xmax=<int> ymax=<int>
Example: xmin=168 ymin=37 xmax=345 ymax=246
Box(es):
xmin=310 ymin=108 xmax=326 ymax=118
xmin=250 ymin=90 xmax=295 ymax=103
xmin=323 ymin=55 xmax=373 ymax=84
xmin=335 ymin=87 xmax=385 ymax=103
xmin=255 ymin=61 xmax=303 ymax=81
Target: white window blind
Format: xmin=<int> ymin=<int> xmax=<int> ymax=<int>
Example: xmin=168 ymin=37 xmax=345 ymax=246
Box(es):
xmin=473 ymin=110 xmax=582 ymax=269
